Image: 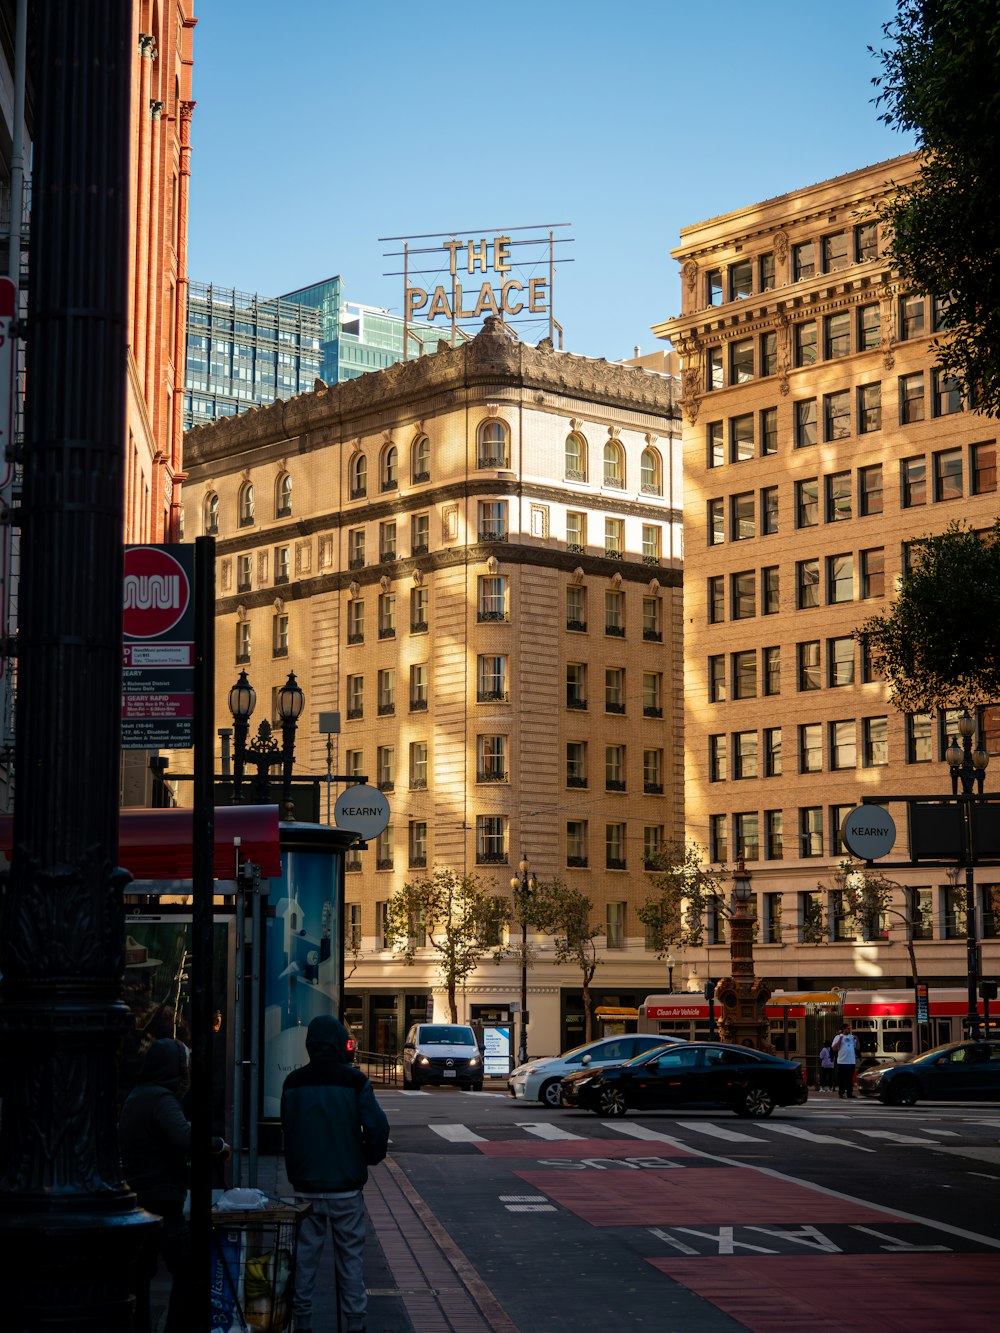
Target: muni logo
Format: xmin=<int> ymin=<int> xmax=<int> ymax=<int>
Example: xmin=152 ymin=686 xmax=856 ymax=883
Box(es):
xmin=124 ymin=574 xmax=180 ymax=611
xmin=123 ymin=546 xmax=191 ymax=639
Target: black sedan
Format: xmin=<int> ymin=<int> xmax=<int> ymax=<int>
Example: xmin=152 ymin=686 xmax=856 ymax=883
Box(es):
xmin=559 ymin=1041 xmax=808 ymax=1119
xmin=857 ymin=1039 xmax=1000 ymax=1106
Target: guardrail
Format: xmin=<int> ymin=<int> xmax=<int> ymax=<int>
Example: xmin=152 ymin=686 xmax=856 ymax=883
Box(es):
xmin=355 ymin=1050 xmax=400 ymax=1086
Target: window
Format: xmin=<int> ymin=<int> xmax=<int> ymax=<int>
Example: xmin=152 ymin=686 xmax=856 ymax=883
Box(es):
xmin=763 ymin=645 xmax=780 ymax=696
xmin=567 ymin=821 xmax=588 ymax=867
xmin=605 ymin=517 xmax=624 ymax=557
xmin=479 ymin=500 xmax=507 ymax=540
xmin=375 ymin=827 xmax=394 ymax=872
xmin=731 ymin=493 xmax=754 ymax=541
xmin=409 ymin=741 xmax=428 ymax=789
xmin=566 ymin=510 xmax=586 ymax=552
xmin=274 ymin=544 xmax=290 ymax=585
xmin=860 ymin=547 xmax=884 ymax=599
xmin=800 ymin=807 xmax=823 ymax=857
xmin=858 ymin=303 xmax=881 ymax=350
xmin=381 ymin=445 xmax=398 ymax=492
xmin=732 ymin=650 xmax=757 ymax=700
xmin=796 ymin=478 xmax=819 ymax=528
xmin=478 ymin=575 xmax=508 ymax=623
xmin=565 ymin=431 xmax=587 ymax=481
xmin=860 ymin=636 xmax=881 ymax=684
xmin=731 ymin=570 xmax=755 ymax=619
xmin=410 ymin=664 xmax=428 ymax=711
xmin=827 ymin=471 xmax=852 ymax=522
xmin=378 ymin=592 xmax=396 ymax=639
xmin=708 ymin=655 xmax=726 ymax=703
xmin=708 ymin=498 xmax=725 ymax=545
xmin=797 ymin=559 xmax=819 ymax=609
xmin=204 ymin=492 xmax=219 ymax=535
xmin=798 ymin=640 xmax=821 ymax=691
xmin=829 ymin=637 xmax=855 ymax=687
xmin=379 ymin=520 xmax=397 ymax=562
xmin=349 ymin=453 xmax=367 ymax=499
xmin=478 ymin=420 xmax=508 ymax=467
xmin=731 ymin=414 xmax=754 ymax=462
xmin=830 ymin=808 xmax=854 ymax=861
xmin=856 ymin=382 xmax=881 ymax=435
xmin=827 ymin=553 xmax=853 ymax=604
xmin=643 ymin=748 xmax=663 ymax=794
xmin=643 ymin=671 xmax=662 ymax=716
xmin=760 ymin=407 xmax=778 ymax=456
xmin=605 ymin=825 xmax=626 ymax=872
xmin=855 ymin=222 xmax=878 ymax=262
xmin=822 ymin=231 xmax=849 ymax=272
xmin=411 ymin=512 xmax=429 ymax=556
xmin=706 ymin=269 xmax=723 ymax=306
xmin=972 ymin=442 xmax=997 ymax=495
xmin=707 ymin=346 xmax=723 ymax=390
xmin=734 ymin=812 xmax=759 ymax=861
xmin=824 ymin=312 xmax=850 ymax=358
xmin=477 ymin=655 xmax=508 ymax=702
xmin=606 ymin=901 xmax=626 ymax=949
xmin=733 ymin=731 xmax=758 ymax=780
xmin=933 ymin=369 xmax=962 ymax=417
xmin=759 ymin=252 xmax=775 ymax=290
xmin=709 ymin=734 xmax=727 ymax=782
xmin=901 ymin=456 xmax=927 ymax=507
xmin=476 ymin=815 xmax=507 ymax=864
xmin=729 ymin=260 xmax=753 ymax=300
xmin=566 ymin=741 xmax=587 ymax=788
xmin=567 ymin=662 xmax=587 ymax=708
xmin=799 ymin=723 xmax=822 ymax=773
xmin=795 ymin=399 xmax=817 ymax=448
xmin=863 ymin=716 xmax=888 ymax=767
xmin=907 ymin=713 xmax=932 ymax=763
xmin=761 ymin=487 xmax=778 ymax=535
xmin=236 ymin=554 xmax=252 ymax=593
xmin=824 ymin=391 xmax=851 ymax=441
xmin=709 ymin=814 xmax=728 ymax=863
xmin=644 ymin=826 xmax=664 ymax=869
xmin=642 ymin=524 xmax=661 ymax=564
xmin=477 ymin=735 xmax=507 ymax=784
xmin=348 ymin=529 xmax=365 ymax=570
xmin=238 ymin=482 xmax=255 ymax=527
xmin=410 ymin=586 xmax=428 ymax=633
xmin=793 ymin=241 xmax=815 ymax=281
xmin=346 ymin=674 xmax=363 ymax=719
xmin=707 ymin=575 xmax=725 ymax=623
xmin=377 ymin=669 xmax=395 ymax=716
xmin=640 ymin=447 xmax=662 ymax=494
xmin=731 ymin=339 xmax=754 ymax=384
xmin=603 ymin=441 xmax=624 ymax=488
xmin=230 ymin=618 xmax=251 ymax=669
xmin=605 ymin=589 xmax=625 ymax=636
xmin=763 ymin=890 xmax=783 ymax=943
xmin=643 ymin=595 xmax=662 ymax=641
xmin=605 ymin=668 xmax=625 ymax=714
xmin=605 ymin=744 xmax=626 ymax=791
xmin=275 ymin=472 xmax=292 ymax=518
xmin=899 ymin=295 xmax=925 ymax=340
xmin=707 ymin=421 xmax=724 ymax=468
xmin=900 ymin=373 xmax=925 ymax=424
xmin=934 ymin=448 xmax=963 ymax=501
xmin=760 ymin=332 xmax=777 ymax=378
xmin=795 ymin=321 xmax=817 ymax=367
xmin=859 ymin=464 xmax=883 ymax=516
xmin=566 ymin=584 xmax=587 ymax=632
xmin=412 ymin=434 xmax=431 ymax=482
xmin=269 ymin=612 xmax=288 ymax=658
xmin=830 ymin=720 xmax=857 ymax=770
xmin=764 ymin=726 xmax=782 ymax=777
xmin=377 ymin=745 xmax=395 ymax=791
xmin=409 ymin=821 xmax=428 ymax=869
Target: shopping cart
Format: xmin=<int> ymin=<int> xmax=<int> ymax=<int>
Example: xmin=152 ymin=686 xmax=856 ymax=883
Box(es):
xmin=211 ymin=1198 xmax=311 ymax=1332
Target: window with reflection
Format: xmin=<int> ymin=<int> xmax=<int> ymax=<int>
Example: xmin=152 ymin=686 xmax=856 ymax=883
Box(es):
xmin=238 ymin=482 xmax=255 ymax=527
xmin=205 ymin=492 xmax=219 ymax=535
xmin=603 ymin=440 xmax=625 ymax=488
xmin=275 ymin=472 xmax=292 ymax=517
xmin=565 ymin=432 xmax=587 ymax=481
xmin=478 ymin=420 xmax=508 ymax=467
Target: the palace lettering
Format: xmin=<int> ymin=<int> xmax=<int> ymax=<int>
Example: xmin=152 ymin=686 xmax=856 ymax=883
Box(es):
xmin=405 ymin=235 xmax=549 ymax=323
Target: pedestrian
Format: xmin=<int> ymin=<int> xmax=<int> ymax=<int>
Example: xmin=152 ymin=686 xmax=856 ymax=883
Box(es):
xmin=819 ymin=1041 xmax=835 ymax=1091
xmin=119 ymin=1037 xmax=231 ymax=1333
xmin=281 ymin=1014 xmax=389 ymax=1333
xmin=832 ymin=1023 xmax=859 ymax=1099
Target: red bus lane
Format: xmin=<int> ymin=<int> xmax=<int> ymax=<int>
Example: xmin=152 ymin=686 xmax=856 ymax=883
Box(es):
xmin=473 ymin=1133 xmax=1000 ymax=1333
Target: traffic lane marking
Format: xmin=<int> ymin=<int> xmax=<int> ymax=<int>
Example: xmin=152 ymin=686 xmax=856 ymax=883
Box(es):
xmin=429 ymin=1124 xmax=487 ymax=1143
xmin=759 ymin=1123 xmax=876 ymax=1151
xmin=473 ymin=1136 xmax=690 ymax=1159
xmin=647 ymin=1223 xmax=957 ymax=1256
xmin=514 ymin=1121 xmax=585 ymax=1141
xmin=675 ymin=1121 xmax=767 ymax=1143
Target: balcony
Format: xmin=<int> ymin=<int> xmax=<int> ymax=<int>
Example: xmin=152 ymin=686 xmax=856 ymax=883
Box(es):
xmin=477 ymin=689 xmax=509 ymax=703
xmin=411 ymin=620 xmax=429 ymax=634
xmin=346 ymin=707 xmax=363 ymax=720
xmin=643 ymin=629 xmax=662 ymax=642
xmin=644 ymin=782 xmax=664 ymax=795
xmin=378 ymin=626 xmax=396 ymax=641
xmin=567 ymin=542 xmax=585 ymax=555
xmin=350 ymin=486 xmax=366 ymax=500
xmin=605 ymin=625 xmax=625 ymax=638
xmin=412 ymin=470 xmax=430 ymax=484
xmin=348 ymin=557 xmax=365 ymax=570
xmin=275 ymin=572 xmax=290 ymax=586
xmin=376 ymin=857 xmax=394 ymax=871
xmin=604 ymin=477 xmax=624 ymax=491
xmin=606 ymin=858 xmax=627 ymax=871
xmin=377 ymin=703 xmax=395 ymax=717
xmin=566 ymin=619 xmax=587 ymax=633
xmin=478 ymin=610 xmax=509 ymax=623
xmin=641 ymin=482 xmax=663 ymax=496
xmin=409 ymin=855 xmax=427 ymax=869
xmin=567 ymin=855 xmax=588 ymax=868
xmin=412 ymin=542 xmax=429 ymax=556
xmin=605 ymin=702 xmax=625 ymax=715
xmin=381 ymin=479 xmax=399 ymax=493
xmin=347 ymin=632 xmax=364 ymax=645
xmin=409 ymin=778 xmax=427 ymax=791
xmin=377 ymin=779 xmax=395 ymax=793
xmin=477 ymin=769 xmax=508 ymax=783
xmin=479 ymin=529 xmax=508 ymax=543
xmin=476 ymin=851 xmax=508 ymax=865
xmin=379 ymin=551 xmax=397 ymax=564
xmin=643 ymin=554 xmax=660 ymax=566
xmin=566 ymin=696 xmax=587 ymax=710
xmin=606 ymin=779 xmax=626 ymax=793
xmin=605 ymin=547 xmax=624 ymax=560
xmin=479 ymin=453 xmax=507 ymax=468
xmin=565 ymin=468 xmax=587 ymax=483
xmin=345 ymin=857 xmax=363 ymax=873
xmin=236 ymin=651 xmax=250 ymax=665
xmin=566 ymin=776 xmax=587 ymax=789
xmin=643 ymin=705 xmax=663 ymax=718
xmin=410 ymin=697 xmax=428 ymax=712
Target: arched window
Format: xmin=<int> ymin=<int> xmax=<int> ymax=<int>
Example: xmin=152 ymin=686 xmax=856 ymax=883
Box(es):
xmin=411 ymin=435 xmax=431 ymax=483
xmin=204 ymin=492 xmax=219 ymax=535
xmin=478 ymin=420 xmax=508 ymax=468
xmin=275 ymin=471 xmax=292 ymax=517
xmin=640 ymin=447 xmax=662 ymax=495
xmin=350 ymin=453 xmax=367 ymax=499
xmin=381 ymin=445 xmax=398 ymax=492
xmin=603 ymin=441 xmax=624 ymax=489
xmin=238 ymin=481 xmax=255 ymax=527
xmin=565 ymin=432 xmax=587 ymax=481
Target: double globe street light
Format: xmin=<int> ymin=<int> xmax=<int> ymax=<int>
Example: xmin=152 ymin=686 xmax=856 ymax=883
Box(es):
xmin=228 ymin=668 xmax=305 ymax=812
xmin=945 ymin=707 xmax=989 ymax=1039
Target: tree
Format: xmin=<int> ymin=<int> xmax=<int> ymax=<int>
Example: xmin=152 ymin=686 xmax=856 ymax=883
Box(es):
xmin=638 ymin=842 xmax=729 ymax=950
xmin=820 ymin=861 xmax=924 ymax=990
xmin=384 ymin=869 xmax=510 ymax=1022
xmin=856 ymin=518 xmax=1000 ymax=711
xmin=525 ymin=880 xmax=604 ymax=1043
xmin=872 ymin=1 xmax=1000 ymax=418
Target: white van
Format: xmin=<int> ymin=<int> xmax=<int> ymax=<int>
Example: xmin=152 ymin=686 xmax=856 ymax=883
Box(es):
xmin=402 ymin=1023 xmax=483 ymax=1090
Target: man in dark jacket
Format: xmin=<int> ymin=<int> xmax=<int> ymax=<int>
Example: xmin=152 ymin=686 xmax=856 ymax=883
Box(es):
xmin=119 ymin=1038 xmax=230 ymax=1333
xmin=281 ymin=1014 xmax=389 ymax=1333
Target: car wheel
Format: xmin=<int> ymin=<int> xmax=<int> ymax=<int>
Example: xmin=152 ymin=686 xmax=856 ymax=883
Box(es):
xmin=885 ymin=1076 xmax=919 ymax=1107
xmin=469 ymin=1081 xmax=483 ymax=1092
xmin=734 ymin=1085 xmax=775 ymax=1118
xmin=596 ymin=1085 xmax=627 ymax=1118
xmin=540 ymin=1079 xmax=563 ymax=1109
xmin=402 ymin=1068 xmax=413 ymax=1090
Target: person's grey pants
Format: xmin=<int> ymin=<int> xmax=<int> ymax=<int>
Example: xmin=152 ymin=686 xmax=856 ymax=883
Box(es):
xmin=292 ymin=1191 xmax=368 ymax=1332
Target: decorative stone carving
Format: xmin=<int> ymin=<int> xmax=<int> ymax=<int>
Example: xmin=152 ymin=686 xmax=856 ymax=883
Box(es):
xmin=236 ymin=604 xmax=248 ymax=622
xmin=610 ymin=572 xmax=623 ymax=590
xmin=648 ymin=578 xmax=660 ymax=594
xmin=411 ymin=569 xmax=423 ymax=587
xmin=683 ymin=259 xmax=698 ymax=294
xmin=607 ymin=425 xmax=621 ymax=439
xmin=571 ymin=567 xmax=585 ymax=585
xmin=485 ymin=402 xmax=501 ymax=418
xmin=349 ymin=581 xmax=360 ymax=599
xmin=273 ymin=597 xmax=285 ymax=614
xmin=379 ymin=575 xmax=391 ymax=593
xmin=774 ymin=229 xmax=789 ymax=265
xmin=486 ymin=555 xmax=499 ymax=575
xmin=314 ymin=378 xmax=327 ymax=392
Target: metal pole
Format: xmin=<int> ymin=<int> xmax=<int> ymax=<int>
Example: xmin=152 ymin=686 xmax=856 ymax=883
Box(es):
xmin=519 ymin=909 xmax=528 ymax=1066
xmin=6 ymin=0 xmax=26 ymax=285
xmin=248 ymin=861 xmax=263 ymax=1187
xmin=231 ymin=856 xmax=247 ymax=1188
xmin=964 ymin=797 xmax=981 ymax=1038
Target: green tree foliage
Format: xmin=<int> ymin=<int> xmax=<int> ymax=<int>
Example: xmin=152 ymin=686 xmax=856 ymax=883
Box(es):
xmin=384 ymin=869 xmax=510 ymax=1022
xmin=821 ymin=861 xmax=923 ymax=988
xmin=638 ymin=843 xmax=729 ymax=950
xmin=525 ymin=879 xmax=603 ymax=1043
xmin=856 ymin=519 xmax=1000 ymax=711
xmin=872 ymin=1 xmax=1000 ymax=417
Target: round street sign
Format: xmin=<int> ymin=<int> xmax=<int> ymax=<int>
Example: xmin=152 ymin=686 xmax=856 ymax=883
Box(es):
xmin=334 ymin=784 xmax=390 ymax=841
xmin=123 ymin=546 xmax=191 ymax=639
xmin=841 ymin=805 xmax=896 ymax=861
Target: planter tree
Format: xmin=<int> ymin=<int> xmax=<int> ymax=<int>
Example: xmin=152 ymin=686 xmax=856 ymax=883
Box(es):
xmin=385 ymin=869 xmax=511 ymax=1023
xmin=525 ymin=879 xmax=603 ymax=1043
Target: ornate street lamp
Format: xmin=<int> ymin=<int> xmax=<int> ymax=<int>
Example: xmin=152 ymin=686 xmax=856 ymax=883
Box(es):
xmin=665 ymin=951 xmax=676 ymax=994
xmin=229 ymin=670 xmax=304 ymax=813
xmin=510 ymin=853 xmax=538 ymax=1065
xmin=715 ymin=859 xmax=773 ymax=1051
xmin=946 ymin=707 xmax=989 ymax=1038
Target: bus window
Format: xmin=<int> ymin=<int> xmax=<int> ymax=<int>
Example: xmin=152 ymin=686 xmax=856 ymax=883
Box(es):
xmin=769 ymin=1025 xmax=798 ymax=1054
xmin=881 ymin=1020 xmax=914 ymax=1055
xmin=852 ymin=1018 xmax=878 ymax=1055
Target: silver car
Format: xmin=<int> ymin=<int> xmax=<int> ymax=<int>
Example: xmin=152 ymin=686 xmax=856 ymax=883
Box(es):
xmin=508 ymin=1034 xmax=676 ymax=1107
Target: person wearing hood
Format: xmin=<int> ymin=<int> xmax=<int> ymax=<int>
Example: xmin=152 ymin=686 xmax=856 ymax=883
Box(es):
xmin=119 ymin=1037 xmax=230 ymax=1333
xmin=281 ymin=1014 xmax=389 ymax=1333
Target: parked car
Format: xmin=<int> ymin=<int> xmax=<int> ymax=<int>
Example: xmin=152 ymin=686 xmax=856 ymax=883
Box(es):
xmin=857 ymin=1039 xmax=1000 ymax=1106
xmin=508 ymin=1034 xmax=676 ymax=1108
xmin=402 ymin=1023 xmax=483 ymax=1090
xmin=560 ymin=1041 xmax=808 ymax=1118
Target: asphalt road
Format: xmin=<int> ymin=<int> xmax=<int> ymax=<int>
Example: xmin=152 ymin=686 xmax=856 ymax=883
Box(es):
xmin=374 ymin=1082 xmax=1000 ymax=1332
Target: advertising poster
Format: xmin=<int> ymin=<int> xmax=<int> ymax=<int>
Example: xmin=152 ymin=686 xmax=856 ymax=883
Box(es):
xmin=482 ymin=1024 xmax=512 ymax=1077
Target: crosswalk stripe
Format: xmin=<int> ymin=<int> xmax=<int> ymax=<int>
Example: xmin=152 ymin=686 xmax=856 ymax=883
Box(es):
xmin=856 ymin=1129 xmax=940 ymax=1146
xmin=515 ymin=1122 xmax=585 ymax=1141
xmin=674 ymin=1120 xmax=765 ymax=1143
xmin=600 ymin=1122 xmax=691 ymax=1148
xmin=760 ymin=1123 xmax=876 ymax=1152
xmin=924 ymin=1128 xmax=959 ymax=1136
xmin=429 ymin=1124 xmax=486 ymax=1143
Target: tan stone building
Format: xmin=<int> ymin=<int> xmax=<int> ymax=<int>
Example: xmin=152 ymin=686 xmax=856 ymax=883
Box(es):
xmin=183 ymin=319 xmax=683 ymax=1055
xmin=654 ymin=153 xmax=1000 ymax=1002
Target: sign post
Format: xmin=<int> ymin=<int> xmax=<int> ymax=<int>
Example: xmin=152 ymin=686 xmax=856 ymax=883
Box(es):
xmin=122 ymin=543 xmax=196 ymax=750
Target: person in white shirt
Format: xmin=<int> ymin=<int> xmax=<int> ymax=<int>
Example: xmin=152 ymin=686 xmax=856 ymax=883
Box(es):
xmin=832 ymin=1023 xmax=858 ymax=1098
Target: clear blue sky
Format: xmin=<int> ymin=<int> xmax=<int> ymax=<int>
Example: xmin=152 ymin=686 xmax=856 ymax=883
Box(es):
xmin=187 ymin=0 xmax=915 ymax=364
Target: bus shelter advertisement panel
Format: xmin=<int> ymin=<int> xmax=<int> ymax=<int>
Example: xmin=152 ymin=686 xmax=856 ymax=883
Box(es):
xmin=263 ymin=847 xmax=341 ymax=1117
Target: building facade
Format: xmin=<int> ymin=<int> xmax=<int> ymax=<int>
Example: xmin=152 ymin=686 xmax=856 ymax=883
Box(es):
xmin=183 ymin=318 xmax=683 ymax=1055
xmin=654 ymin=153 xmax=1000 ymax=997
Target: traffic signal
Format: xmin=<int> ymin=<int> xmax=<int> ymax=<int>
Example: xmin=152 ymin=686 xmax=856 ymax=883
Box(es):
xmin=980 ymin=981 xmax=998 ymax=1001
xmin=704 ymin=979 xmax=717 ymax=1002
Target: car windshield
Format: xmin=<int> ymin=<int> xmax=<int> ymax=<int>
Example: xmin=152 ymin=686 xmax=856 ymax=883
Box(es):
xmin=419 ymin=1026 xmax=476 ymax=1045
xmin=894 ymin=1041 xmax=994 ymax=1067
xmin=623 ymin=1043 xmax=684 ymax=1067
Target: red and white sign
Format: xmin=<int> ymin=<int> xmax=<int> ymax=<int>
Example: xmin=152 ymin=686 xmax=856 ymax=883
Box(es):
xmin=122 ymin=544 xmax=196 ymax=750
xmin=123 ymin=545 xmax=191 ymax=639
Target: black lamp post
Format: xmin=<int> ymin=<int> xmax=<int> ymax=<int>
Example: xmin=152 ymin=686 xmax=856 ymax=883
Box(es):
xmin=665 ymin=951 xmax=676 ymax=994
xmin=228 ymin=669 xmax=305 ymax=813
xmin=945 ymin=707 xmax=989 ymax=1039
xmin=716 ymin=859 xmax=773 ymax=1051
xmin=510 ymin=853 xmax=537 ymax=1066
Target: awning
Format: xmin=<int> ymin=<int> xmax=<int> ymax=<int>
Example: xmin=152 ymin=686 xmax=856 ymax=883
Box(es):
xmin=595 ymin=1006 xmax=640 ymax=1018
